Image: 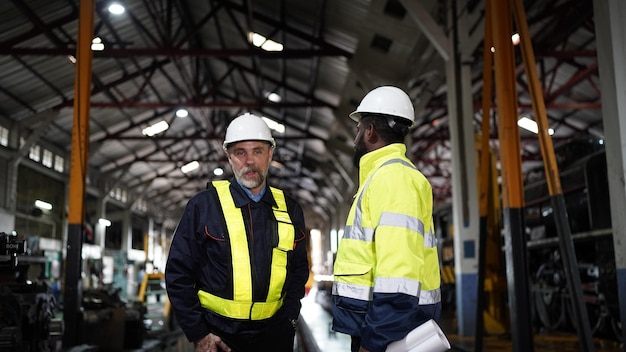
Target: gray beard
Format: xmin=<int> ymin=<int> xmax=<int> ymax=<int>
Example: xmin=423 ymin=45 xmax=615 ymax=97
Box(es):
xmin=235 ymin=167 xmax=265 ymax=190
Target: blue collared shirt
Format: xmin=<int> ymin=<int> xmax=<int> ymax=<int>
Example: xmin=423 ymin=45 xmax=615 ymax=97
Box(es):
xmin=236 ymin=179 xmax=266 ymax=202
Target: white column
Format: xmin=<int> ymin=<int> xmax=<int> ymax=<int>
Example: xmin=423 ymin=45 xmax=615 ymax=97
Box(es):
xmin=446 ymin=57 xmax=480 ymax=336
xmin=593 ymin=0 xmax=626 ymax=343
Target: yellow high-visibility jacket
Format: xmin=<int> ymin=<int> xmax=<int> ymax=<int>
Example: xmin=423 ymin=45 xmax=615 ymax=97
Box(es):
xmin=331 ymin=143 xmax=442 ymax=352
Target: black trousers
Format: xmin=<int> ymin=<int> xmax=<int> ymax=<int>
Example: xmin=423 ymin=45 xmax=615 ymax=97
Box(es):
xmin=214 ymin=318 xmax=296 ymax=352
xmin=351 ymin=336 xmax=361 ymax=352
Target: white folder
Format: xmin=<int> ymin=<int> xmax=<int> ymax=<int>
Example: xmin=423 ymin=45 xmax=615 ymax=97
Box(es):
xmin=385 ymin=319 xmax=450 ymax=352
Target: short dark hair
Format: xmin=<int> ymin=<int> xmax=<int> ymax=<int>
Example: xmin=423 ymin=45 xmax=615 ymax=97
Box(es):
xmin=360 ymin=113 xmax=410 ymax=144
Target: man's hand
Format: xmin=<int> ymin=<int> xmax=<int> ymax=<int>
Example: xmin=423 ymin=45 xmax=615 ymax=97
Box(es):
xmin=194 ymin=333 xmax=232 ymax=352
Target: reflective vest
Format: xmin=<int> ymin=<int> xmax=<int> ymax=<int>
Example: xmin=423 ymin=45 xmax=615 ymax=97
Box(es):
xmin=197 ymin=180 xmax=295 ymax=320
xmin=333 ymin=155 xmax=441 ymax=307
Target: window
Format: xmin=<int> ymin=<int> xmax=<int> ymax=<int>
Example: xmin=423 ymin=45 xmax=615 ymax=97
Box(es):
xmin=29 ymin=144 xmax=41 ymax=162
xmin=135 ymin=198 xmax=147 ymax=212
xmin=54 ymin=155 xmax=64 ymax=173
xmin=42 ymin=149 xmax=53 ymax=168
xmin=0 ymin=126 xmax=8 ymax=146
xmin=370 ymin=34 xmax=392 ymax=53
xmin=109 ymin=187 xmax=129 ymax=203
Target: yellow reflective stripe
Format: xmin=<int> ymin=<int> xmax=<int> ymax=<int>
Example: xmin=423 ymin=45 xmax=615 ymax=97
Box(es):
xmin=270 ymin=187 xmax=289 ymax=218
xmin=268 ymin=187 xmax=294 ymax=302
xmin=251 ymin=298 xmax=283 ymax=319
xmin=198 ymin=290 xmax=283 ymax=320
xmin=202 ymin=182 xmax=295 ymax=320
xmin=213 ymin=181 xmax=252 ymax=301
xmin=266 ymin=221 xmax=292 ymax=301
xmin=270 ymin=187 xmax=294 ymax=244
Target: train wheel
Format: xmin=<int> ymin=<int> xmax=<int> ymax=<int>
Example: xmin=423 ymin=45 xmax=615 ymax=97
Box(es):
xmin=533 ymin=263 xmax=566 ymax=331
xmin=564 ymin=295 xmax=604 ymax=336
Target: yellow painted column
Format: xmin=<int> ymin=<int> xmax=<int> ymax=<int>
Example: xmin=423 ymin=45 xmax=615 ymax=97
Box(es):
xmin=512 ymin=1 xmax=595 ymax=350
xmin=489 ymin=0 xmax=533 ymax=351
xmin=63 ymin=0 xmax=94 ymax=347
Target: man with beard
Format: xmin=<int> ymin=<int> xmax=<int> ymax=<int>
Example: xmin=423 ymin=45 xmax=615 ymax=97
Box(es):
xmin=165 ymin=113 xmax=309 ymax=352
xmin=331 ymin=86 xmax=442 ymax=352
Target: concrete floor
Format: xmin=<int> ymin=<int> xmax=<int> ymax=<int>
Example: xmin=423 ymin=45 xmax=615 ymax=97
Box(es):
xmin=300 ymin=287 xmax=624 ymax=352
xmin=440 ymin=305 xmax=623 ymax=352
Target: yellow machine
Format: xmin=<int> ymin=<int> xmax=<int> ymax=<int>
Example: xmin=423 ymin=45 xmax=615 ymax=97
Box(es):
xmin=138 ymin=271 xmax=171 ymax=333
xmin=138 ymin=233 xmax=171 ymax=333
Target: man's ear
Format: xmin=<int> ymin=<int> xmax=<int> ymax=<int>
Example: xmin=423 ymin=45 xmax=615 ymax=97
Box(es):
xmin=364 ymin=124 xmax=378 ymax=144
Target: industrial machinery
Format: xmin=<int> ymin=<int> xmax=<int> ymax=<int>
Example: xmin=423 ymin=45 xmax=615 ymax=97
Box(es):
xmin=434 ymin=136 xmax=622 ymax=342
xmin=524 ymin=136 xmax=621 ymax=341
xmin=0 ymin=232 xmax=63 ymax=352
xmin=137 ymin=272 xmax=170 ymax=335
xmin=81 ymin=285 xmax=145 ymax=350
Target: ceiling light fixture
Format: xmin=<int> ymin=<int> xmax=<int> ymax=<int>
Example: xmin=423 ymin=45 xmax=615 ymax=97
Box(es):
xmin=181 ymin=161 xmax=200 ymax=174
xmin=108 ymin=3 xmax=125 ymax=15
xmin=518 ymin=116 xmax=554 ymax=135
xmin=91 ymin=37 xmax=104 ymax=51
xmin=213 ymin=167 xmax=224 ymax=176
xmin=262 ymin=117 xmax=285 ymax=133
xmin=35 ymin=199 xmax=52 ymax=211
xmin=491 ymin=33 xmax=521 ymax=52
xmin=511 ymin=33 xmax=521 ymax=46
xmin=142 ymin=120 xmax=169 ymax=136
xmin=266 ymin=92 xmax=282 ymax=103
xmin=248 ymin=32 xmax=284 ymax=51
xmin=98 ymin=218 xmax=112 ymax=227
xmin=176 ymin=109 xmax=188 ymax=118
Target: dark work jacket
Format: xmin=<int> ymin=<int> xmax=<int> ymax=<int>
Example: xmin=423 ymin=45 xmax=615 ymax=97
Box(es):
xmin=165 ymin=180 xmax=309 ymax=343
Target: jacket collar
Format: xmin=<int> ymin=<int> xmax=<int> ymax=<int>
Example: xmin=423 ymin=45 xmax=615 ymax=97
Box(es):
xmin=230 ymin=179 xmax=278 ymax=208
xmin=358 ymin=143 xmax=407 ymax=186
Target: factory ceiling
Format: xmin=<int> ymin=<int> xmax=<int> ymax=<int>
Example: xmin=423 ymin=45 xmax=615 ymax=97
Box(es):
xmin=0 ymin=0 xmax=602 ymax=230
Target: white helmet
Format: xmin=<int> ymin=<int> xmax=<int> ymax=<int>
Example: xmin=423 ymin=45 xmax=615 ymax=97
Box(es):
xmin=349 ymin=86 xmax=415 ymax=127
xmin=223 ymin=113 xmax=276 ymax=150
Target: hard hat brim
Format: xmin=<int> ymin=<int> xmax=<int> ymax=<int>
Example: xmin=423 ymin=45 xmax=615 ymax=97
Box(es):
xmin=348 ymin=111 xmax=415 ymax=128
xmin=223 ymin=139 xmax=275 ymax=150
xmin=349 ymin=111 xmax=361 ymax=122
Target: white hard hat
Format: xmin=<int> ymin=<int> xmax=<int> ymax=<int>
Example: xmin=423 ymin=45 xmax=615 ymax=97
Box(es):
xmin=223 ymin=113 xmax=276 ymax=150
xmin=349 ymin=86 xmax=415 ymax=127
